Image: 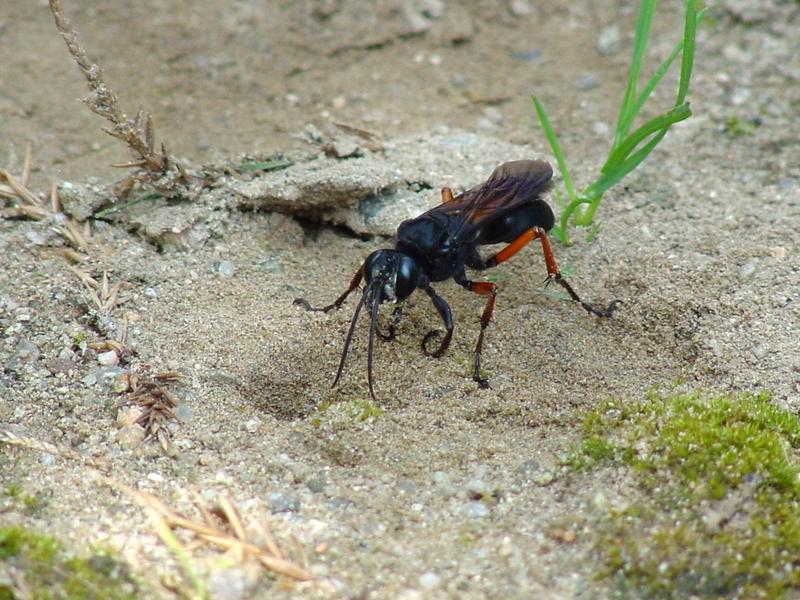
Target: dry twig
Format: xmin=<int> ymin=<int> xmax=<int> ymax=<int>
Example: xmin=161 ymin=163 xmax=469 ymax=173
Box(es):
xmin=1 ymin=145 xmax=91 ymax=258
xmin=0 ymin=430 xmax=315 ymax=584
xmin=113 ymin=483 xmax=314 ymax=582
xmin=0 ymin=144 xmax=49 ymax=219
xmin=0 ymin=429 xmax=112 ymax=474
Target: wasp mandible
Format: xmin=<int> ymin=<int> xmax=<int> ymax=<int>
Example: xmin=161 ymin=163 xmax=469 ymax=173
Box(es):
xmin=295 ymin=160 xmax=621 ymax=398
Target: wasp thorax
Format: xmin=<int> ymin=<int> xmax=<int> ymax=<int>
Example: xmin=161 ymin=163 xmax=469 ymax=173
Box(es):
xmin=363 ymin=250 xmax=419 ymax=304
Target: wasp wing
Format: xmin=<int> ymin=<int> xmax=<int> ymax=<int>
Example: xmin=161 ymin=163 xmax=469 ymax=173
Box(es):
xmin=423 ymin=160 xmax=554 ymax=242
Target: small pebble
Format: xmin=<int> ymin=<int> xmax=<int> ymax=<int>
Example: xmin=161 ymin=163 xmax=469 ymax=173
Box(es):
xmin=117 ymin=424 xmax=146 ymax=449
xmin=419 ymin=0 xmax=444 ymax=19
xmin=751 ymin=344 xmax=768 ymax=359
xmin=260 ymin=256 xmax=285 ymax=273
xmin=199 ymin=452 xmax=220 ymax=467
xmin=770 ymin=246 xmax=787 ymax=261
xmin=116 ymin=406 xmax=145 ymax=427
xmin=215 ymin=260 xmax=235 ymax=277
xmin=460 ymin=501 xmax=489 ymax=518
xmin=509 ymin=0 xmax=533 ymax=17
xmin=464 ymin=478 xmax=490 ymax=498
xmin=419 ymin=572 xmax=441 ymax=589
xmin=451 ymin=73 xmax=467 ymax=87
xmin=307 ymin=477 xmax=326 ymax=493
xmin=329 ymin=496 xmax=356 ymax=510
xmin=576 ymin=71 xmax=601 ymax=91
xmin=175 ymin=403 xmax=193 ymax=422
xmin=244 ymin=418 xmax=262 ymax=433
xmin=592 ymin=121 xmax=611 ymax=137
xmin=97 ymin=350 xmax=119 ymax=366
xmin=511 ymin=49 xmax=542 ymax=63
xmin=6 ymin=340 xmax=40 ymax=371
xmin=207 ymin=568 xmax=252 ymax=600
xmin=268 ymin=492 xmax=300 ymax=513
xmin=739 ymin=260 xmax=757 ymax=279
xmin=397 ymin=479 xmax=417 ymax=495
xmin=482 ymin=106 xmax=503 ymax=124
xmin=25 ymin=230 xmax=47 ymax=245
xmin=326 ymin=137 xmax=361 ymax=159
xmin=597 ymin=25 xmax=621 ymax=55
xmin=547 ymin=528 xmax=576 ymax=543
xmin=432 ymin=471 xmax=457 ymax=498
xmin=593 ymin=491 xmax=608 ymax=510
xmin=144 ymin=287 xmax=157 ymax=298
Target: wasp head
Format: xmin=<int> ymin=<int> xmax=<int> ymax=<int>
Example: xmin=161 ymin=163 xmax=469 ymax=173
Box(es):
xmin=362 ymin=249 xmax=419 ymax=306
xmin=333 ymin=249 xmax=419 ymax=400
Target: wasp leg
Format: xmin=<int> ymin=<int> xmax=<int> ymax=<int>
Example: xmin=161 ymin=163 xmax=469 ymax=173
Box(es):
xmin=478 ymin=227 xmax=620 ymax=318
xmin=293 ymin=266 xmax=364 ymax=313
xmin=454 ymin=273 xmax=497 ymax=389
xmin=421 ymin=285 xmax=454 ymax=358
xmin=441 ymin=187 xmax=455 ymax=203
xmin=377 ymin=304 xmax=404 ymax=341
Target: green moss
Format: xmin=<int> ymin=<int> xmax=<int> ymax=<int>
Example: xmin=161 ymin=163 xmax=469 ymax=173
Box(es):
xmin=5 ymin=484 xmax=43 ymax=515
xmin=723 ymin=116 xmax=758 ymax=137
xmin=575 ymin=391 xmax=800 ymax=598
xmin=0 ymin=527 xmax=138 ymax=599
xmin=316 ymin=398 xmax=384 ymax=425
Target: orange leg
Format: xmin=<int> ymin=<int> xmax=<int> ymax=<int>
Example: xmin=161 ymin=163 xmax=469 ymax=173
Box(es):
xmin=293 ymin=266 xmax=363 ymax=313
xmin=441 ymin=187 xmax=455 ymax=203
xmin=454 ymin=275 xmax=497 ymax=388
xmin=482 ymin=227 xmax=620 ymax=318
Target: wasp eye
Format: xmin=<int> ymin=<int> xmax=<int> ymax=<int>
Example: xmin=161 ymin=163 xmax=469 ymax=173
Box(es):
xmin=363 ymin=250 xmax=388 ymax=286
xmin=394 ymin=255 xmax=418 ymax=300
xmin=362 ymin=251 xmax=417 ymax=303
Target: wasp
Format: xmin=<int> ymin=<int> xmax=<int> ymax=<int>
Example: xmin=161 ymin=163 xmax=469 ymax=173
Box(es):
xmin=295 ymin=160 xmax=620 ymax=399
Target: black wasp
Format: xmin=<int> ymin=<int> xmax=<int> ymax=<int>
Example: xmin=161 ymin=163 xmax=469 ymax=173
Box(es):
xmin=295 ymin=160 xmax=620 ymax=399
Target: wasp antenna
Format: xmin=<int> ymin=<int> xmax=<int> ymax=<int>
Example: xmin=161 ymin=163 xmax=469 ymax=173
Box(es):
xmin=332 ymin=287 xmax=368 ymax=389
xmin=366 ymin=292 xmax=381 ymax=401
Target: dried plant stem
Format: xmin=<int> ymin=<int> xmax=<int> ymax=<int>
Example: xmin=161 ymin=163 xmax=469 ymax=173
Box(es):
xmin=1 ymin=430 xmax=315 ymax=584
xmin=48 ymin=0 xmax=175 ymax=176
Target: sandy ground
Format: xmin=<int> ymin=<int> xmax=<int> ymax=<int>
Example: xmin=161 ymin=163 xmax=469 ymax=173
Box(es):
xmin=1 ymin=1 xmax=799 ymax=598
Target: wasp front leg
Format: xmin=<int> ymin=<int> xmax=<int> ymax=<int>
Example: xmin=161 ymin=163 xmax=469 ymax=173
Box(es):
xmin=421 ymin=284 xmax=454 ymax=358
xmin=293 ymin=266 xmax=363 ymax=313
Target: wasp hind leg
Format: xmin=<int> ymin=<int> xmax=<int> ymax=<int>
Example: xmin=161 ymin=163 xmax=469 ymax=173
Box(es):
xmin=453 ymin=272 xmax=497 ymax=389
xmin=476 ymin=226 xmax=620 ymax=318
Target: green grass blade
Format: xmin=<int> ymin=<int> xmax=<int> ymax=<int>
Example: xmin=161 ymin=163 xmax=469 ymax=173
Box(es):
xmin=603 ymin=103 xmax=691 ymax=174
xmin=93 ymin=193 xmax=163 ymax=218
xmin=532 ymin=96 xmax=576 ymax=203
xmin=676 ymin=2 xmax=702 ymax=104
xmin=616 ymin=6 xmax=705 ymax=150
xmin=612 ymin=0 xmax=657 ymax=149
xmin=583 ymin=128 xmax=670 ymax=201
xmin=558 ymin=196 xmax=591 ymax=238
xmin=615 ymin=45 xmax=683 ymax=159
